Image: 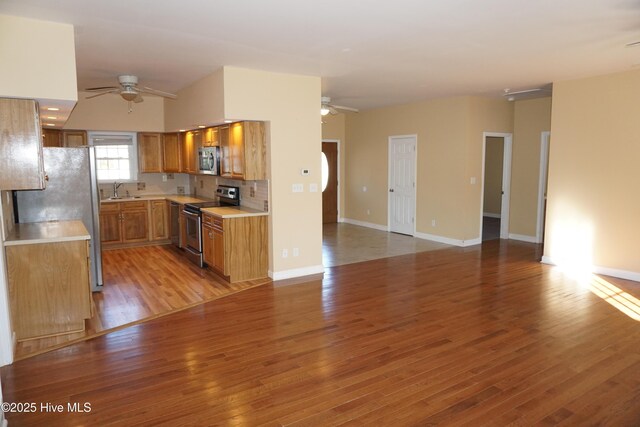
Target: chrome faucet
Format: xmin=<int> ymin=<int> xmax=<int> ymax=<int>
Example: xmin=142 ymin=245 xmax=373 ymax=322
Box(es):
xmin=113 ymin=182 xmax=123 ymax=198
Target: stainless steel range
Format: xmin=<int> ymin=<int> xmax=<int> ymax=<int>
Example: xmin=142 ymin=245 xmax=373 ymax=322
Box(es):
xmin=182 ymin=185 xmax=240 ymax=267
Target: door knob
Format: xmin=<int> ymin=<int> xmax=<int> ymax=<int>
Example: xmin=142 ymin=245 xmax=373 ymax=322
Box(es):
xmin=389 ymin=189 xmax=394 ymax=192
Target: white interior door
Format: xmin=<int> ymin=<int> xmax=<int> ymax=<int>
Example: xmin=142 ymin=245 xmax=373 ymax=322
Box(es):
xmin=388 ymin=135 xmax=416 ymax=235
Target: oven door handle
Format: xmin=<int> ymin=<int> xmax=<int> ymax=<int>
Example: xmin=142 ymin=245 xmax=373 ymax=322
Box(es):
xmin=182 ymin=209 xmax=200 ymax=218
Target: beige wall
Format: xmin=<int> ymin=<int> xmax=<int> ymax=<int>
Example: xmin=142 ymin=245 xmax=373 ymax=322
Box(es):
xmin=322 ymin=113 xmax=346 ymax=219
xmin=545 ymin=69 xmax=640 ymax=278
xmin=0 ymin=15 xmax=77 ymax=104
xmin=345 ymin=96 xmax=512 ymax=243
xmin=223 ymin=67 xmax=322 ymax=277
xmin=65 ymin=91 xmax=165 ymax=132
xmin=510 ymin=97 xmax=551 ymax=237
xmin=164 ymin=69 xmax=225 ymax=132
xmin=483 ymin=137 xmax=503 ymax=215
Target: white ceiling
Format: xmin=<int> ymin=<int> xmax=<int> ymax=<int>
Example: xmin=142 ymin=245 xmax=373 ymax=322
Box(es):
xmin=1 ymin=0 xmax=640 ymax=110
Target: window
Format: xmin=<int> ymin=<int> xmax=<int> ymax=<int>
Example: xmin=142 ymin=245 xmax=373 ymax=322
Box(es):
xmin=321 ymin=152 xmax=329 ymax=192
xmin=89 ymin=132 xmax=138 ymax=182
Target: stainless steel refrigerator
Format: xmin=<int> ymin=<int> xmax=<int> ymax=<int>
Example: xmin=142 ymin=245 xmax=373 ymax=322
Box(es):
xmin=15 ymin=147 xmax=103 ymax=291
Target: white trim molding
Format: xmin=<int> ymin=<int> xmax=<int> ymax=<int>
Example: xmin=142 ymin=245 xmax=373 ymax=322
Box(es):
xmin=541 ymin=256 xmax=640 ymax=282
xmin=415 ymin=231 xmax=481 ymax=247
xmin=536 ymin=132 xmax=550 ymax=244
xmin=508 ymin=233 xmax=538 ymax=243
xmin=342 ymin=218 xmax=389 ymax=232
xmin=269 ymin=265 xmax=325 ymax=281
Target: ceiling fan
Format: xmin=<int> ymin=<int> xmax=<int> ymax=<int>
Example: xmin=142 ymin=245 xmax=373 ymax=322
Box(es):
xmin=321 ymin=96 xmax=359 ymax=116
xmin=84 ymin=75 xmax=177 ymax=111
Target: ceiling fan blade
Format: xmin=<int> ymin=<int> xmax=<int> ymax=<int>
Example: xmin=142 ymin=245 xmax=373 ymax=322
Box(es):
xmin=331 ymin=104 xmax=359 ymax=113
xmin=85 ymin=86 xmax=119 ymax=91
xmin=85 ymin=90 xmax=119 ymax=99
xmin=141 ymin=86 xmax=177 ymax=99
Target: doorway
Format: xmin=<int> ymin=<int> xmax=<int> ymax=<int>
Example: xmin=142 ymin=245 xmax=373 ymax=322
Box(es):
xmin=480 ymin=132 xmax=512 ymax=241
xmin=388 ymin=135 xmax=417 ymax=235
xmin=322 ymin=140 xmax=339 ymax=223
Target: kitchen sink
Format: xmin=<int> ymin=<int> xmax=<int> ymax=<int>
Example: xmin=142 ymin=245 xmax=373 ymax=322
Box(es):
xmin=108 ymin=196 xmax=141 ymax=200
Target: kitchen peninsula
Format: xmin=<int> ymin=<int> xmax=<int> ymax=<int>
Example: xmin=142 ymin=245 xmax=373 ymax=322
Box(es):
xmin=4 ymin=220 xmax=92 ymax=341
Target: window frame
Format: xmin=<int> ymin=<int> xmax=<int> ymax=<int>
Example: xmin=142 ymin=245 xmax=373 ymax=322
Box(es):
xmin=88 ymin=131 xmax=139 ymax=183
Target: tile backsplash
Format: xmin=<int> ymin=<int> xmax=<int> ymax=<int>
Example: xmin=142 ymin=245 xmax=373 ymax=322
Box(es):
xmin=193 ymin=175 xmax=269 ymax=212
xmin=99 ymin=173 xmax=191 ymax=199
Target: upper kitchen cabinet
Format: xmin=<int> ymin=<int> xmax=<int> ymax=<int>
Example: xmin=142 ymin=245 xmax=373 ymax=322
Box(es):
xmin=163 ymin=132 xmax=181 ymax=173
xmin=181 ymin=130 xmax=200 ymax=174
xmin=62 ymin=130 xmax=87 ymax=147
xmin=0 ymin=98 xmax=47 ymax=190
xmin=203 ymin=127 xmax=219 ymax=147
xmin=138 ymin=132 xmax=164 ymax=173
xmin=223 ymin=121 xmax=266 ymax=180
xmin=42 ymin=128 xmax=62 ymax=147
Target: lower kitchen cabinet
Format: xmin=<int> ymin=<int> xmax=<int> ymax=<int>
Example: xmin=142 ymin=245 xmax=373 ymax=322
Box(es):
xmin=202 ymin=212 xmax=267 ymax=282
xmin=100 ymin=200 xmax=152 ymax=247
xmin=6 ymin=238 xmax=92 ymax=340
xmin=150 ymin=200 xmax=169 ymax=241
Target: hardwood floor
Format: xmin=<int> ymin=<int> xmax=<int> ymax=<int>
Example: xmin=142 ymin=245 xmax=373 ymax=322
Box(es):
xmin=14 ymin=245 xmax=270 ymax=360
xmin=3 ymin=240 xmax=640 ymax=425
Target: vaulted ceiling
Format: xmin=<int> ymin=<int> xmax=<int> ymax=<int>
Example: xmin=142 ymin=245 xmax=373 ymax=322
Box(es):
xmin=2 ymin=0 xmax=639 ymax=110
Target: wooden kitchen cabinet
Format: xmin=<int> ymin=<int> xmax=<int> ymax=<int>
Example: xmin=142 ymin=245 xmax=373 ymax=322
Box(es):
xmin=203 ymin=127 xmax=219 ymax=147
xmin=202 ymin=212 xmax=267 ymax=282
xmin=138 ymin=132 xmax=164 ymax=173
xmin=181 ymin=131 xmax=199 ymax=173
xmin=0 ymin=98 xmax=47 ymax=190
xmin=223 ymin=121 xmax=267 ymax=180
xmin=163 ymin=132 xmax=181 ymax=172
xmin=7 ymin=238 xmax=92 ymax=340
xmin=150 ymin=199 xmax=169 ymax=241
xmin=99 ymin=203 xmax=122 ymax=244
xmin=100 ymin=200 xmax=150 ymax=247
xmin=219 ymin=125 xmax=231 ymax=177
xmin=62 ymin=130 xmax=87 ymax=147
xmin=42 ymin=128 xmax=62 ymax=147
xmin=202 ymin=217 xmax=215 ymax=268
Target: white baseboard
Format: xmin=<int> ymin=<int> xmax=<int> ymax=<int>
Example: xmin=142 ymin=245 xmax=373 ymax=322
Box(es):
xmin=342 ymin=218 xmax=388 ymax=232
xmin=508 ymin=233 xmax=538 ymax=243
xmin=269 ymin=264 xmax=325 ymax=281
xmin=541 ymin=256 xmax=640 ymax=282
xmin=414 ymin=232 xmax=481 ymax=247
xmin=483 ymin=212 xmax=501 ymax=219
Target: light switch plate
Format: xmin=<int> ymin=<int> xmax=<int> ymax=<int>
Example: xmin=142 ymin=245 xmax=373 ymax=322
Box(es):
xmin=309 ymin=183 xmax=318 ymax=193
xmin=292 ymin=183 xmax=304 ymax=193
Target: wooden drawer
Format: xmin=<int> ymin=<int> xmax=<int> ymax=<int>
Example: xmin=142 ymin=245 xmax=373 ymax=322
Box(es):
xmin=202 ymin=213 xmax=214 ymax=226
xmin=212 ymin=217 xmax=223 ymax=230
xmin=120 ymin=200 xmax=148 ymax=211
xmin=100 ymin=202 xmax=120 ymax=212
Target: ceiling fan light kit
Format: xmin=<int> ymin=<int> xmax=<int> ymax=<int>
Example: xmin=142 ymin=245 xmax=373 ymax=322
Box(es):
xmin=84 ymin=74 xmax=177 ymax=112
xmin=320 ymin=96 xmax=358 ymax=116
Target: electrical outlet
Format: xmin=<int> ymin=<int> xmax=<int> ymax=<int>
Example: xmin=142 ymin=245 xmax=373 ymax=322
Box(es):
xmin=293 ymin=248 xmax=299 ymax=257
xmin=137 ymin=182 xmax=146 ymax=190
xmin=162 ymin=174 xmax=167 ymax=182
xmin=470 ymin=177 xmax=477 ymax=185
xmin=309 ymin=183 xmax=318 ymax=193
xmin=282 ymin=249 xmax=288 ymax=258
xmin=167 ymin=173 xmax=174 ymax=180
xmin=177 ymin=186 xmax=185 ymax=195
xmin=362 ymin=186 xmax=367 ymax=192
xmin=199 ymin=180 xmax=204 ymax=189
xmin=367 ymin=209 xmax=371 ymax=215
xmin=250 ymin=187 xmax=255 ymax=197
xmin=431 ymin=219 xmax=436 ymax=227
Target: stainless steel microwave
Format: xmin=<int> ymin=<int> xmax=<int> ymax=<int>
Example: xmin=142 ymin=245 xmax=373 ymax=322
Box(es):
xmin=198 ymin=146 xmax=219 ymax=175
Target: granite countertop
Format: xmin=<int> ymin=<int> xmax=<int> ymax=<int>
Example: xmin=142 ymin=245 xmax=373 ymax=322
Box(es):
xmin=201 ymin=206 xmax=269 ymax=219
xmin=100 ymin=194 xmax=214 ymax=204
xmin=4 ymin=220 xmax=90 ymax=246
